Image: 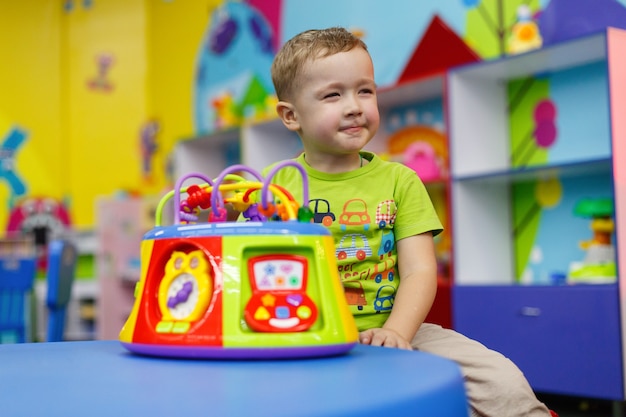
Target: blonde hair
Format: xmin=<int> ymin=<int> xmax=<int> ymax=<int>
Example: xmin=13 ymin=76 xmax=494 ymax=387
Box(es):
xmin=271 ymin=27 xmax=369 ymax=101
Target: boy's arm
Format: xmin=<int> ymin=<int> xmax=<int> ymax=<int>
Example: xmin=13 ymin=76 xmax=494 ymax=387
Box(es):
xmin=359 ymin=232 xmax=438 ymax=349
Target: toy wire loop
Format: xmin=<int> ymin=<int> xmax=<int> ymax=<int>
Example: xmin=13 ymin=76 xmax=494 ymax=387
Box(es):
xmin=174 ymin=172 xmax=213 ymax=224
xmin=210 ymin=165 xmax=264 ymax=219
xmin=153 ymin=162 xmax=311 ymax=227
xmin=262 ymin=161 xmax=309 ymax=209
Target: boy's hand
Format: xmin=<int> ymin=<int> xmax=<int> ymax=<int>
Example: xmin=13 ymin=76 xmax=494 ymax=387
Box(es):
xmin=359 ymin=328 xmax=413 ymax=350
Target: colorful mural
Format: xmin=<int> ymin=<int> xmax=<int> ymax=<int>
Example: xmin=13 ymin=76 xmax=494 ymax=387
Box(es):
xmin=193 ymin=1 xmax=278 ymax=134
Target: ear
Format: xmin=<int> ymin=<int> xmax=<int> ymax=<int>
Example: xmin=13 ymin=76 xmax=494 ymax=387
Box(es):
xmin=276 ymin=101 xmax=300 ymax=132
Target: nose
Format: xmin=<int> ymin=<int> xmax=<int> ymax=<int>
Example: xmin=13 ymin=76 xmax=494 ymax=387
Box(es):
xmin=344 ymin=93 xmax=363 ymax=117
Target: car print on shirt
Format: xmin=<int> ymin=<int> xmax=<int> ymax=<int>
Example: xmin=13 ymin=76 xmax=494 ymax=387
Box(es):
xmin=379 ymin=230 xmax=395 ymax=258
xmin=339 ymin=199 xmax=370 ymax=231
xmin=375 ymin=200 xmax=397 ymax=229
xmin=373 ymin=284 xmax=395 ymax=313
xmin=373 ymin=268 xmax=394 ymax=284
xmin=342 ymin=280 xmax=367 ymax=310
xmin=370 ymin=258 xmax=396 ymax=283
xmin=336 ymin=233 xmax=372 ymax=261
xmin=309 ymin=198 xmax=335 ymax=227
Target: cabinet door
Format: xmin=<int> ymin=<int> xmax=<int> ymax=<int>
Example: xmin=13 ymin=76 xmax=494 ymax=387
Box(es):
xmin=453 ymin=285 xmax=623 ymax=400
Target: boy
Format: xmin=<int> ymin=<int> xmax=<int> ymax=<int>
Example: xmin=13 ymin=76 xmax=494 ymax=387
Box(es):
xmin=266 ymin=27 xmax=555 ymax=417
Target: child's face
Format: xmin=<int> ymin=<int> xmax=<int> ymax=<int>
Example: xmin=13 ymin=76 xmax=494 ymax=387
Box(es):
xmin=289 ymin=47 xmax=379 ymax=157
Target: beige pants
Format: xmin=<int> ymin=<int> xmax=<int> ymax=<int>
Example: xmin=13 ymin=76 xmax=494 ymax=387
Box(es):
xmin=411 ymin=323 xmax=552 ymax=417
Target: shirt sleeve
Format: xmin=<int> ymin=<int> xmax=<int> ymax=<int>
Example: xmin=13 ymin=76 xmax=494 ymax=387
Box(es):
xmin=392 ymin=169 xmax=444 ymax=241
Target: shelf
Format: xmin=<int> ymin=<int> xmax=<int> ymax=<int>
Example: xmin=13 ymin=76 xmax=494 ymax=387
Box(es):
xmin=377 ymin=74 xmax=444 ymax=108
xmin=173 ymin=129 xmax=240 ymax=179
xmin=452 ymin=158 xmax=612 ymax=184
xmin=450 ymin=31 xmax=606 ymax=82
xmin=179 ymin=128 xmax=240 ymax=147
xmin=241 ymin=118 xmax=302 ymax=174
xmin=448 ymin=29 xmax=618 ymax=290
xmin=448 ymin=31 xmax=611 ymax=180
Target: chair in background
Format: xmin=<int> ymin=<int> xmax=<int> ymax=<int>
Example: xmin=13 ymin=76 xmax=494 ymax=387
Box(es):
xmin=0 ymin=237 xmax=37 ymax=343
xmin=45 ymin=239 xmax=78 ymax=342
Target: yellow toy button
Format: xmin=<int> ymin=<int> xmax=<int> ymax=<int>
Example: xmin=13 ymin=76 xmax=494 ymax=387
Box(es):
xmin=254 ymin=306 xmax=271 ymax=321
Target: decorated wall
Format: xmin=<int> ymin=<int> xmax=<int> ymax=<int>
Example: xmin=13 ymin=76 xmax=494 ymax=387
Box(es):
xmin=2 ymin=0 xmax=626 ymax=245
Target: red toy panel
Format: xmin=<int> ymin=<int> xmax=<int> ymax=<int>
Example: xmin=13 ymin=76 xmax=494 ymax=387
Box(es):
xmin=132 ymin=236 xmax=224 ymax=346
xmin=244 ymin=254 xmax=318 ymax=332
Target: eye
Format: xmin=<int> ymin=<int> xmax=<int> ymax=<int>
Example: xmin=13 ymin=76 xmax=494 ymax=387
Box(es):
xmin=360 ymin=88 xmax=374 ymax=95
xmin=323 ymin=92 xmax=340 ymax=99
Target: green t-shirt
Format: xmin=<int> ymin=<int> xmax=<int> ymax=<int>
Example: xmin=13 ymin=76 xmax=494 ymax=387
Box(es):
xmin=264 ymin=151 xmax=443 ymax=331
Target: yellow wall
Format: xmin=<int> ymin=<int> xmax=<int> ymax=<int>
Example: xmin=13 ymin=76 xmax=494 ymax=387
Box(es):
xmin=0 ymin=0 xmax=219 ymax=229
xmin=146 ymin=0 xmax=214 ymax=159
xmin=0 ymin=1 xmax=64 ymax=226
xmin=64 ymin=0 xmax=149 ymax=227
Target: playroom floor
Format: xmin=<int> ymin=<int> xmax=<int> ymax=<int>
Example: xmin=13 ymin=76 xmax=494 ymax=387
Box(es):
xmin=537 ymin=393 xmax=624 ymax=417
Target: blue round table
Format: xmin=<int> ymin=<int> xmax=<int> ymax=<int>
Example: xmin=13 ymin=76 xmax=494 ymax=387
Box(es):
xmin=0 ymin=341 xmax=468 ymax=416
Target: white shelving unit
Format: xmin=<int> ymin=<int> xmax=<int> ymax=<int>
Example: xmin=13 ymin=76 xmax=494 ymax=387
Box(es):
xmin=373 ymin=74 xmax=445 ymax=152
xmin=447 ymin=28 xmax=626 ymax=405
xmin=448 ymin=32 xmax=611 ymax=286
xmin=173 ymin=128 xmax=240 ymax=180
xmin=241 ymin=119 xmax=302 ymax=174
xmin=377 ymin=74 xmax=444 ymax=108
xmin=174 ymin=119 xmax=301 ymax=180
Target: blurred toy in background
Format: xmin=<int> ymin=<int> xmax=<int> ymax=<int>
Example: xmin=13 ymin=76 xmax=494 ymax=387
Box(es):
xmin=139 ymin=119 xmax=160 ymax=182
xmin=120 ymin=162 xmax=358 ymax=359
xmin=568 ymin=197 xmax=616 ymax=283
xmin=403 ymin=140 xmax=441 ymax=182
xmin=211 ymin=76 xmax=278 ymax=130
xmin=212 ymin=92 xmax=241 ymax=129
xmin=5 ymin=196 xmax=72 ymax=272
xmin=508 ymin=4 xmax=543 ymax=55
xmin=387 ymin=125 xmax=448 ymax=182
xmin=87 ymin=53 xmax=115 ymax=92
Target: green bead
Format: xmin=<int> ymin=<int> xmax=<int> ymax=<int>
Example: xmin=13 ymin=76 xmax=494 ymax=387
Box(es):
xmin=297 ymin=206 xmax=314 ymax=223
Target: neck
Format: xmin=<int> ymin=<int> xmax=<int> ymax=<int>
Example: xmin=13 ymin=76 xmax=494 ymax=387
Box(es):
xmin=303 ymin=152 xmax=363 ymax=173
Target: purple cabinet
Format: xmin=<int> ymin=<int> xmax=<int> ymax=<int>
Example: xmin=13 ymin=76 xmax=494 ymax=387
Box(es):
xmin=453 ymin=284 xmax=623 ymax=400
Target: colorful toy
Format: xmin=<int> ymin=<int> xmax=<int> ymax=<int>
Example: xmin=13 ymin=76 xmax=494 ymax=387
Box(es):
xmin=508 ymin=5 xmax=543 ymax=55
xmin=119 ymin=161 xmax=358 ymax=359
xmin=403 ymin=140 xmax=441 ymax=182
xmin=6 ymin=196 xmax=72 ymax=273
xmin=568 ymin=197 xmax=617 ymax=284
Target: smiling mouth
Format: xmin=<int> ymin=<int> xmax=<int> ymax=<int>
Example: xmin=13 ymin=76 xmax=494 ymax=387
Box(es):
xmin=342 ymin=126 xmax=364 ymax=134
